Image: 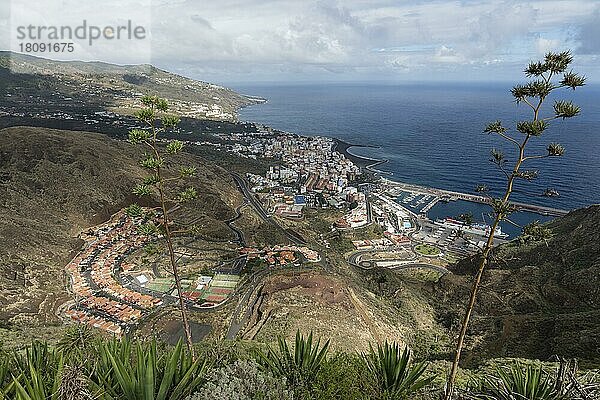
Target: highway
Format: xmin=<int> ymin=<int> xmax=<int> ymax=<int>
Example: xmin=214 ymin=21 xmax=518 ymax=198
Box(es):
xmin=231 ymin=172 xmax=306 ymax=245
xmin=231 ymin=173 xmax=270 ymax=220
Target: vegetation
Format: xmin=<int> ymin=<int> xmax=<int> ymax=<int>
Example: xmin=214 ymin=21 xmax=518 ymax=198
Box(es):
xmin=445 ymin=51 xmax=586 ymax=399
xmin=364 ymin=342 xmax=434 ymax=399
xmin=3 ymin=52 xmax=600 ymax=400
xmin=464 ymin=360 xmax=600 ymax=400
xmin=185 ymin=360 xmax=291 ymax=400
xmin=0 ymin=338 xmax=205 ymax=400
xmin=1 ymin=329 xmax=598 ymax=399
xmin=93 ymin=339 xmax=206 ymax=400
xmin=127 ymin=95 xmax=198 ymax=354
xmin=415 ymin=244 xmax=441 ymax=256
xmin=518 ymin=220 xmax=553 ymax=245
xmin=256 ymin=331 xmax=330 ymax=390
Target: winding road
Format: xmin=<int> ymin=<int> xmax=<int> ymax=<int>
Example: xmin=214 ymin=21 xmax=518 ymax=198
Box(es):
xmin=231 ymin=172 xmax=306 ymax=245
xmin=347 ymin=248 xmax=448 ymax=274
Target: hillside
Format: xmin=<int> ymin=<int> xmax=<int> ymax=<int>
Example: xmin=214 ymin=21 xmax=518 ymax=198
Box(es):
xmin=2 ymin=124 xmax=599 ymax=368
xmin=0 ymin=51 xmax=259 ymax=121
xmin=0 ymin=126 xmax=242 ymax=336
xmin=432 ymin=205 xmax=600 ymax=366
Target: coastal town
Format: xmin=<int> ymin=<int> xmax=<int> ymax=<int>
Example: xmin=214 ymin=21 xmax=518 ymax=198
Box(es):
xmin=36 ymin=101 xmax=578 ymax=347
xmin=42 ymin=91 xmax=569 ymax=340
xmin=25 ymin=71 xmax=572 ymax=339
xmin=1 ymin=7 xmax=597 ymax=398
xmin=194 ymin=128 xmax=506 ymax=254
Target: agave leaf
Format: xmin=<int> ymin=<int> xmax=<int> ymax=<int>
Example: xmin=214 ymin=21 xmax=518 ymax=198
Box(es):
xmin=106 ymin=347 xmax=137 ymax=399
xmin=49 ymin=354 xmax=64 ymax=400
xmin=157 ymin=340 xmax=182 ymax=400
xmin=12 ymin=378 xmax=33 ymax=400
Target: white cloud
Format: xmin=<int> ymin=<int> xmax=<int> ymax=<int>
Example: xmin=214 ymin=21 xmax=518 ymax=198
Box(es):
xmin=434 ymin=45 xmax=464 ymax=64
xmin=535 ymin=37 xmax=562 ymax=55
xmin=576 ymin=5 xmax=600 ymax=55
xmin=2 ymin=0 xmax=599 ymax=82
xmin=7 ymin=0 xmax=152 ymax=65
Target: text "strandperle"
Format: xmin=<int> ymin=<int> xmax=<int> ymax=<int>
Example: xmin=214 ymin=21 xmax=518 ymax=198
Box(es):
xmin=16 ymin=20 xmax=147 ymax=46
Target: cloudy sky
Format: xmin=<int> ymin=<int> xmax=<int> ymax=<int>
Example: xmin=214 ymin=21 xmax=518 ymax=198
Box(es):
xmin=2 ymin=0 xmax=600 ymax=84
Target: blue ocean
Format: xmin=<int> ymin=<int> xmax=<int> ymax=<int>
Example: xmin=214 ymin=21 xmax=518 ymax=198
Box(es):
xmin=235 ymin=82 xmax=600 ymax=237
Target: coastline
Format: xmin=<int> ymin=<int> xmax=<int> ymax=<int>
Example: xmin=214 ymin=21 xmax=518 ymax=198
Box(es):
xmin=236 ymin=95 xmax=569 ymax=240
xmin=333 ymin=138 xmax=392 ymax=176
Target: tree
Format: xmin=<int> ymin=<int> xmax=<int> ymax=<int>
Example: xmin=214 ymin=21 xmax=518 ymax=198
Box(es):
xmin=444 ymin=51 xmax=585 ymax=399
xmin=127 ymin=95 xmax=198 ymax=355
xmin=518 ymin=220 xmax=552 ymax=246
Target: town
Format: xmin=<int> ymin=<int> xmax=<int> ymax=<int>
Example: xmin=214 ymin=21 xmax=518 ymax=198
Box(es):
xmin=62 ymin=208 xmax=322 ymax=336
xmin=191 ymin=129 xmax=503 ymax=258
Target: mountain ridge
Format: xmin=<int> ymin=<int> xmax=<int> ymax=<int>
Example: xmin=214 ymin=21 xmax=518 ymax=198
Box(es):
xmin=1 ymin=51 xmax=261 ymax=121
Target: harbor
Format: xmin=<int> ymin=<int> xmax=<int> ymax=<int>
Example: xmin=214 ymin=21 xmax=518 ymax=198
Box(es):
xmin=335 ymin=142 xmax=570 ymax=220
xmin=380 ymin=178 xmax=569 ymax=218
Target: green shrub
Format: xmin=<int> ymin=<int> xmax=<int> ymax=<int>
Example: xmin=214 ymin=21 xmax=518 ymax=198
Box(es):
xmin=463 ymin=360 xmax=600 ymax=400
xmin=7 ymin=341 xmax=65 ymax=400
xmin=56 ymin=325 xmax=97 ymax=358
xmin=311 ymin=352 xmax=375 ymax=400
xmin=186 ymin=360 xmax=291 ymax=400
xmin=91 ymin=338 xmax=206 ymax=400
xmin=256 ymin=330 xmax=330 ymax=390
xmin=196 ymin=339 xmax=258 ymax=369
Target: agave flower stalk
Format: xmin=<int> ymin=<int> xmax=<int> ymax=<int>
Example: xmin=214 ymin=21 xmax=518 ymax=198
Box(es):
xmin=444 ymin=51 xmax=585 ymax=399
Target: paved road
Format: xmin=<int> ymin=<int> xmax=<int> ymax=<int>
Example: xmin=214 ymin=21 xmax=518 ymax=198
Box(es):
xmin=231 ymin=173 xmax=270 ymax=220
xmin=391 ymin=263 xmax=449 ymax=274
xmin=231 ymin=172 xmax=306 ymax=245
xmin=347 ymin=247 xmax=417 ymax=266
xmin=347 ymin=248 xmax=448 ymax=274
xmin=224 ymin=203 xmax=247 ymax=246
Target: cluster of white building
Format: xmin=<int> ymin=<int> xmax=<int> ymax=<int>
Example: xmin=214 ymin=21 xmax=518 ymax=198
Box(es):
xmin=211 ymin=134 xmax=362 ymax=220
xmin=204 ymin=134 xmax=360 ymax=193
xmin=370 ymin=192 xmax=415 ymax=234
xmin=335 ymin=192 xmax=368 ymax=229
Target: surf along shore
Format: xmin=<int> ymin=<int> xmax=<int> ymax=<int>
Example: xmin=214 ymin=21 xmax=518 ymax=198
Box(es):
xmin=333 ymin=138 xmax=390 ymax=175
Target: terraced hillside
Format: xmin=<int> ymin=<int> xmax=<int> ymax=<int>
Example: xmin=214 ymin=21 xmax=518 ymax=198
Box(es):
xmin=0 ymin=51 xmax=259 ymax=121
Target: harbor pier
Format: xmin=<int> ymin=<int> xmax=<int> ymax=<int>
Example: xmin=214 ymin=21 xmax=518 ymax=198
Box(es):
xmin=382 ymin=180 xmax=569 ymax=217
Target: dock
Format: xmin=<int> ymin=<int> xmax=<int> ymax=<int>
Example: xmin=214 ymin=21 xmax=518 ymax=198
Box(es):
xmin=383 ymin=180 xmax=569 ymax=217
